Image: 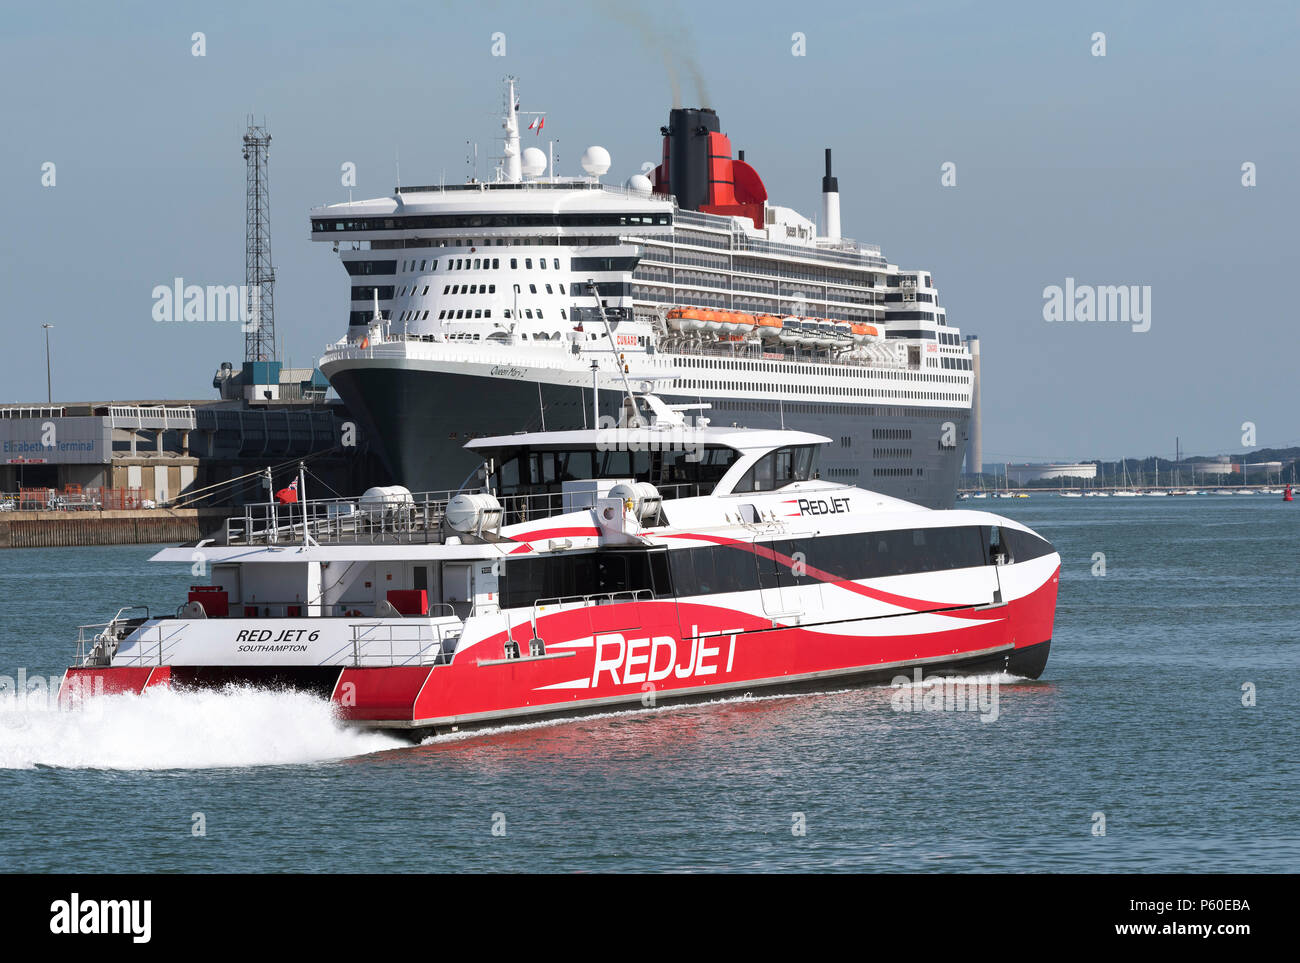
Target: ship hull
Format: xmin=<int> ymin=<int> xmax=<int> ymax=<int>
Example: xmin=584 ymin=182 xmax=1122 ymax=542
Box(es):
xmin=326 ymin=360 xmax=968 ymax=509
xmin=62 ymin=564 xmax=1056 ymax=736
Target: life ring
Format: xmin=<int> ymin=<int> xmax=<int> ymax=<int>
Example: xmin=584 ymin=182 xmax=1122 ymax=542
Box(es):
xmin=344 ymin=609 xmax=363 ymax=617
xmin=359 ymin=336 xmax=369 ymax=349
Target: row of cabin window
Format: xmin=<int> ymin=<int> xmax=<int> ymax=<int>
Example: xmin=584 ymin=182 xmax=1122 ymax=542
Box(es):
xmin=668 ymin=526 xmax=1052 ymax=598
xmin=352 ymin=255 xmax=594 ymax=276
xmin=436 ymin=307 xmax=568 ymax=321
xmin=496 ymin=526 xmax=1053 ymax=609
xmin=498 ymin=550 xmax=669 ymax=610
xmin=679 ymin=379 xmax=968 ymax=404
xmin=442 ymin=282 xmax=567 ymax=296
xmin=313 ymin=213 xmax=671 ymax=232
xmin=416 ymin=256 xmax=564 ymax=272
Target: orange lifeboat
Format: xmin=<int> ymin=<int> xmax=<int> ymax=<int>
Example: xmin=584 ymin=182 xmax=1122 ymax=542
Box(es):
xmin=755 ymin=314 xmax=783 ymax=341
xmin=728 ymin=310 xmax=755 ymax=335
xmin=850 ymin=322 xmax=881 ymax=343
xmin=667 ymin=307 xmax=707 ymax=335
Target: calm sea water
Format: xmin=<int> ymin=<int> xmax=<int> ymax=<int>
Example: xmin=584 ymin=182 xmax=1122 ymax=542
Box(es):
xmin=1 ymin=497 xmax=1297 ymax=873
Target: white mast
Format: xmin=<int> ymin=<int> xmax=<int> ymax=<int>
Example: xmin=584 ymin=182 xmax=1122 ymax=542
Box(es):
xmin=501 ymin=76 xmax=522 ymax=183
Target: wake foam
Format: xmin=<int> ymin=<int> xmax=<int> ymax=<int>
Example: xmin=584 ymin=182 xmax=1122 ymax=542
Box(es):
xmin=0 ymin=685 xmax=405 ymax=771
xmin=888 ymin=671 xmax=1025 ymax=688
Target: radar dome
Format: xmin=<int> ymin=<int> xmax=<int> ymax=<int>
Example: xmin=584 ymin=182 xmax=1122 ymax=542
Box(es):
xmin=581 ymin=145 xmax=611 ymax=177
xmin=521 ymin=147 xmax=546 ymax=177
xmin=625 ymin=173 xmax=653 ymax=193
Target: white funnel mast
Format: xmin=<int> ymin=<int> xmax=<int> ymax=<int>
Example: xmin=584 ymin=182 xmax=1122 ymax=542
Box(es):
xmin=501 ymin=76 xmax=522 ymax=183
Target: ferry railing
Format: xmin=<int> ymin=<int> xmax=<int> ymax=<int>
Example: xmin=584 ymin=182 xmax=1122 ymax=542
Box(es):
xmin=225 ymin=478 xmax=705 ymax=547
xmin=76 ymin=613 xmax=189 ymax=668
xmin=74 ymin=606 xmax=151 ymax=666
xmin=226 ymin=487 xmax=475 ymax=546
xmin=529 ymin=589 xmax=655 ymax=638
xmin=346 ymin=620 xmax=460 ymax=667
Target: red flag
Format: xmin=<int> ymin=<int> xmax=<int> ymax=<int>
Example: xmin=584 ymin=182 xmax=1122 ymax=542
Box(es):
xmin=275 ymin=478 xmax=299 ymax=504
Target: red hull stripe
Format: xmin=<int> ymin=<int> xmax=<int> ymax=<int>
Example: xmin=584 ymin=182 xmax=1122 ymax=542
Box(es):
xmin=661 ymin=530 xmax=1001 ymax=616
xmin=507 ymin=526 xmax=601 ymax=544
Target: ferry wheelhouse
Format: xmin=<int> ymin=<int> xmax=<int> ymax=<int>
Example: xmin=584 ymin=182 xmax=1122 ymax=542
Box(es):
xmin=61 ymin=396 xmax=1055 ymax=734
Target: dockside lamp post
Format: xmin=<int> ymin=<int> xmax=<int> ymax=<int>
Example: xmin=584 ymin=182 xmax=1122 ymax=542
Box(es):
xmin=42 ymin=323 xmax=54 ymax=404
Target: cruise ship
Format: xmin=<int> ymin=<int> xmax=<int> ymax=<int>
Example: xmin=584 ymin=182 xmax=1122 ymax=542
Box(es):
xmin=315 ymin=79 xmax=976 ymax=508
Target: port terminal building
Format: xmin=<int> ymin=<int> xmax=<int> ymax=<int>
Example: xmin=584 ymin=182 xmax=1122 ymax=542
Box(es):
xmin=1 ymin=390 xmax=386 ymax=508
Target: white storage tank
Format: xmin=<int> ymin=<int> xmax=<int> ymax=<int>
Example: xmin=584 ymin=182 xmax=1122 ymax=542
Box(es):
xmin=608 ymin=481 xmax=662 ymax=522
xmin=359 ymin=486 xmax=414 ymax=516
xmin=445 ymin=492 xmax=504 ymax=533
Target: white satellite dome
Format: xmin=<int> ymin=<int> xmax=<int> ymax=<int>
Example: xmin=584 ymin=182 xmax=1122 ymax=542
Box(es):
xmin=580 ymin=145 xmax=611 ymax=177
xmin=625 ymin=173 xmax=653 ymax=193
xmin=520 ymin=146 xmax=546 ymax=178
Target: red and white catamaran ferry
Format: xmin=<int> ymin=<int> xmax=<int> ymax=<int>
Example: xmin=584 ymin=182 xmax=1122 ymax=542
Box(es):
xmin=61 ymin=394 xmax=1058 ymax=735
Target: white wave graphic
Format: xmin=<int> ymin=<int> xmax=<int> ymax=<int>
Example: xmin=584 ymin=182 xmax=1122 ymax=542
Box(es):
xmin=0 ymin=685 xmax=405 ymax=771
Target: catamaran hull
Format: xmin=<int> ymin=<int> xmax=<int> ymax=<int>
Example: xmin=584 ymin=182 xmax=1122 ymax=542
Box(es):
xmin=61 ymin=567 xmax=1056 ymax=735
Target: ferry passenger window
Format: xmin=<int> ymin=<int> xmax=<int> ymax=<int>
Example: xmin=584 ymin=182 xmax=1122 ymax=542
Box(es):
xmin=485 ymin=309 xmax=492 ymax=318
xmin=525 ymin=309 xmax=534 ymax=319
xmin=489 ymin=284 xmax=496 ymax=293
xmin=504 ymin=310 xmax=512 ymax=319
xmin=432 ymin=261 xmax=438 ymax=271
xmin=526 ymin=258 xmax=533 ymax=269
xmin=559 ymin=310 xmax=566 ymax=320
xmin=492 ymin=259 xmax=500 ymax=269
xmin=546 ymin=284 xmax=553 ymax=294
xmin=553 ymin=259 xmax=560 ymax=269
xmin=537 ymin=310 xmax=544 ymax=319
xmin=456 ymin=310 xmax=465 ymax=319
xmin=995 ymin=527 xmax=1053 ymax=564
xmin=539 ymin=260 xmax=547 ymax=270
xmin=558 ymin=284 xmax=566 ymax=294
xmin=474 ymin=309 xmax=483 ymax=319
xmin=529 ymin=284 xmax=537 ymax=294
xmin=511 ymin=258 xmax=518 ymax=269
xmin=443 ymin=285 xmax=450 ymax=294
xmin=419 ymin=260 xmax=426 ymax=271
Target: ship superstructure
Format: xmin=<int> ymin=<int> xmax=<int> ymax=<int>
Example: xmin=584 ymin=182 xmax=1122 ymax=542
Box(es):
xmin=315 ymin=79 xmax=975 ymax=507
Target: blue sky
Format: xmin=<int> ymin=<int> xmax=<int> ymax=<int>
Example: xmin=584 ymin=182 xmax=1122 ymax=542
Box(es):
xmin=2 ymin=0 xmax=1297 ymax=463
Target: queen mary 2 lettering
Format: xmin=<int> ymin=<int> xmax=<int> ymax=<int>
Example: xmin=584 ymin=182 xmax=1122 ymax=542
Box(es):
xmin=60 ymin=398 xmax=1056 ymax=736
xmin=314 ymin=77 xmax=976 ymax=509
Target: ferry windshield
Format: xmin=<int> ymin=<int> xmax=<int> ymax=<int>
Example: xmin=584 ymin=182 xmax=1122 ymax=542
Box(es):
xmin=733 ymin=445 xmax=821 ymax=493
xmin=490 ymin=444 xmax=741 ymax=497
